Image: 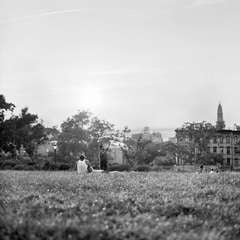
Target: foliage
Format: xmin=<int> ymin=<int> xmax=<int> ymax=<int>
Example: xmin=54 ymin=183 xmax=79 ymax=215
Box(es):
xmin=108 ymin=164 xmax=130 ymax=171
xmin=0 ymin=160 xmax=16 ymax=168
xmin=134 ymin=164 xmax=151 ymax=171
xmin=153 ymin=155 xmax=175 ymax=166
xmin=41 ymin=161 xmax=72 ymax=171
xmin=0 ymin=105 xmax=45 ymax=156
xmin=124 ymin=133 xmax=162 ymax=166
xmin=176 ymin=121 xmax=216 ymax=164
xmin=58 ymin=111 xmax=91 ymax=159
xmin=0 ymin=94 xmax=15 ymax=123
xmin=198 ymin=153 xmax=224 ymax=165
xmin=58 ymin=111 xmax=115 ymax=167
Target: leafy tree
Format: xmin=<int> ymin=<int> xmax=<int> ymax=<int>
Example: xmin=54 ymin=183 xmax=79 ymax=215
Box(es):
xmin=87 ymin=117 xmax=115 ymax=167
xmin=175 ymin=121 xmax=216 ymax=164
xmin=44 ymin=126 xmax=60 ymax=140
xmin=0 ymin=95 xmax=15 ymax=123
xmin=0 ymin=106 xmax=45 ymax=157
xmin=88 ymin=117 xmax=114 ymax=141
xmin=234 ymin=124 xmax=240 ymax=131
xmin=198 ymin=153 xmax=224 ymax=165
xmin=123 ymin=133 xmax=162 ymax=166
xmin=58 ymin=111 xmax=91 ymax=160
xmin=58 ymin=111 xmax=116 ymax=167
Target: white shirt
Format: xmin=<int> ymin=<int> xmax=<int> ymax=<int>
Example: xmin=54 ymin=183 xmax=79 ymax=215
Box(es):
xmin=77 ymin=160 xmax=88 ymax=174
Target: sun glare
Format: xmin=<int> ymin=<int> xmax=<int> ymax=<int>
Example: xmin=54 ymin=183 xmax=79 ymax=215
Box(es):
xmin=80 ymin=86 xmax=103 ymax=110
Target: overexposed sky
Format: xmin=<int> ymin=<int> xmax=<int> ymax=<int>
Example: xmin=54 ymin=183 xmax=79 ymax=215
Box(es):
xmin=1 ymin=0 xmax=240 ymax=130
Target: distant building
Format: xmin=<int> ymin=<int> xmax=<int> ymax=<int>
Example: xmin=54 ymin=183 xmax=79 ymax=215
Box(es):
xmin=107 ymin=141 xmax=128 ymax=165
xmin=208 ymin=129 xmax=240 ymax=168
xmin=152 ymin=132 xmax=163 ymax=143
xmin=132 ymin=127 xmax=163 ymax=143
xmin=176 ymin=103 xmax=240 ymax=169
xmin=36 ymin=128 xmax=59 ymax=157
xmin=168 ymin=137 xmax=177 ymax=144
xmin=36 ymin=140 xmax=57 ymax=157
xmin=209 ymin=103 xmax=240 ymax=168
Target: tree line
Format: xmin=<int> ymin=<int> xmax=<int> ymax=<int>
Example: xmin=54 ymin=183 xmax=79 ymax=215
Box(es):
xmin=0 ymin=94 xmax=229 ymax=171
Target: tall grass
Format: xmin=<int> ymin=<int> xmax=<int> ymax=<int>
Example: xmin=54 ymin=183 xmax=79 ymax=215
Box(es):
xmin=0 ymin=170 xmax=240 ymax=240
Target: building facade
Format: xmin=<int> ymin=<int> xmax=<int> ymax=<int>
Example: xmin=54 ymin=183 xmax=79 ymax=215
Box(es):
xmin=208 ymin=104 xmax=240 ymax=168
xmin=176 ymin=103 xmax=240 ymax=169
xmin=208 ymin=129 xmax=240 ymax=168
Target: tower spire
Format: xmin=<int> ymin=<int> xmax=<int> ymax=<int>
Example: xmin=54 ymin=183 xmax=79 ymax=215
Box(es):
xmin=216 ymin=103 xmax=225 ymax=130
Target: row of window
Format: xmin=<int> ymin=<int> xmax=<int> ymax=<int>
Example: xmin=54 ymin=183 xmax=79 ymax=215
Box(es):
xmin=212 ymin=136 xmax=240 ymax=144
xmin=209 ymin=146 xmax=240 ymax=154
xmin=226 ymin=158 xmax=240 ymax=166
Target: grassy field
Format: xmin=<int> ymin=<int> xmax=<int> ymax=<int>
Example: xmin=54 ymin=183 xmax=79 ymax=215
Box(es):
xmin=0 ymin=171 xmax=240 ymax=240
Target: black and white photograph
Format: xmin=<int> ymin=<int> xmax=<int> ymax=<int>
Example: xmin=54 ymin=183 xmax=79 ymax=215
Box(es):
xmin=1 ymin=0 xmax=240 ymax=239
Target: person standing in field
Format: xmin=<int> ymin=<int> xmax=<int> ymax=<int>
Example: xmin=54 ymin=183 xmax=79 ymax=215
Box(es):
xmin=99 ymin=145 xmax=108 ymax=171
xmin=77 ymin=154 xmax=93 ymax=174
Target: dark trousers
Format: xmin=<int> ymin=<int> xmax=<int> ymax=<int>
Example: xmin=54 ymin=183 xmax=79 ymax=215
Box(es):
xmin=100 ymin=159 xmax=108 ymax=171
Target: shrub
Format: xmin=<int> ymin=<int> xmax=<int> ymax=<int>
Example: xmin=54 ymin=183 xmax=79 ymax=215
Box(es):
xmin=42 ymin=161 xmax=56 ymax=170
xmin=58 ymin=163 xmax=70 ymax=170
xmin=150 ymin=166 xmax=162 ymax=171
xmin=134 ymin=165 xmax=151 ymax=172
xmin=17 ymin=156 xmax=32 ymax=164
xmin=1 ymin=160 xmax=16 ymax=169
xmin=42 ymin=161 xmax=71 ymax=171
xmin=108 ymin=164 xmax=130 ymax=172
xmin=153 ymin=156 xmax=175 ymax=166
xmin=13 ymin=164 xmax=28 ymax=170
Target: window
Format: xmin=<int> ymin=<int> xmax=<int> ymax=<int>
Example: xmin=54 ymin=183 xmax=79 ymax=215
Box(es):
xmin=226 ymin=136 xmax=230 ymax=144
xmin=235 ymin=159 xmax=238 ymax=167
xmin=235 ymin=146 xmax=240 ymax=154
xmin=213 ymin=147 xmax=217 ymax=153
xmin=213 ymin=137 xmax=217 ymax=143
xmin=227 ymin=147 xmax=231 ymax=155
xmin=235 ymin=147 xmax=238 ymax=154
xmin=219 ymin=137 xmax=223 ymax=144
xmin=220 ymin=147 xmax=224 ymax=153
xmin=227 ymin=158 xmax=231 ymax=166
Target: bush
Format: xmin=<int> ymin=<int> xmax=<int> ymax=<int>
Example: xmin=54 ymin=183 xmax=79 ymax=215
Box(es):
xmin=153 ymin=156 xmax=175 ymax=166
xmin=13 ymin=164 xmax=29 ymax=170
xmin=150 ymin=165 xmax=173 ymax=172
xmin=42 ymin=161 xmax=56 ymax=170
xmin=17 ymin=156 xmax=32 ymax=164
xmin=42 ymin=161 xmax=71 ymax=171
xmin=134 ymin=165 xmax=151 ymax=172
xmin=58 ymin=163 xmax=71 ymax=170
xmin=108 ymin=164 xmax=130 ymax=172
xmin=150 ymin=166 xmax=162 ymax=171
xmin=1 ymin=160 xmax=16 ymax=169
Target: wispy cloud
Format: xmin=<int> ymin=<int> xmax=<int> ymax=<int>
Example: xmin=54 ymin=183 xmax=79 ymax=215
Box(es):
xmin=88 ymin=68 xmax=166 ymax=77
xmin=186 ymin=0 xmax=226 ymax=8
xmin=0 ymin=7 xmax=143 ymax=25
xmin=0 ymin=8 xmax=94 ymax=25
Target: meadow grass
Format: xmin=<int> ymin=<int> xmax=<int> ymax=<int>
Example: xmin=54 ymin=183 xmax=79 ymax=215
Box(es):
xmin=0 ymin=170 xmax=240 ymax=240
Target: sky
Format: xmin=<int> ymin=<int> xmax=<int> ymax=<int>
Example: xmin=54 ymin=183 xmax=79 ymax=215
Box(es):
xmin=1 ymin=0 xmax=240 ymax=135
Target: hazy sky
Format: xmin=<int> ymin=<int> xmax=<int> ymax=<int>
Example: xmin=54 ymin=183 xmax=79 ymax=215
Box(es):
xmin=1 ymin=0 xmax=240 ymax=131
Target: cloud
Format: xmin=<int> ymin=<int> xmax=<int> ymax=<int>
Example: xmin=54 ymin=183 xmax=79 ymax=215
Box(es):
xmin=187 ymin=0 xmax=226 ymax=8
xmin=0 ymin=8 xmax=94 ymax=25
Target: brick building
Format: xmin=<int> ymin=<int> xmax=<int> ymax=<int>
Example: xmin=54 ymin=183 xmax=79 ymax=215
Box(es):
xmin=176 ymin=104 xmax=240 ymax=169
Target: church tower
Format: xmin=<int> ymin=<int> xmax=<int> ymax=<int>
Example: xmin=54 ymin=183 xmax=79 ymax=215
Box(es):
xmin=216 ymin=103 xmax=225 ymax=130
